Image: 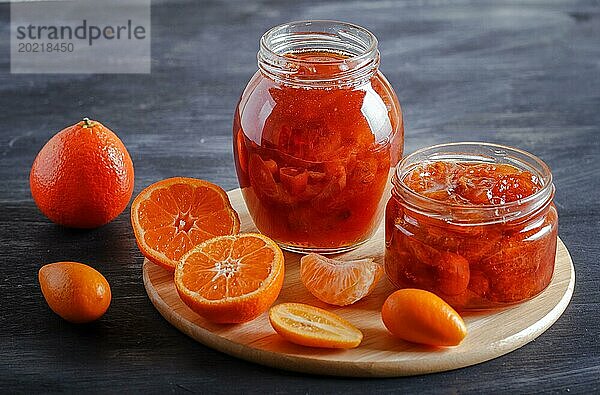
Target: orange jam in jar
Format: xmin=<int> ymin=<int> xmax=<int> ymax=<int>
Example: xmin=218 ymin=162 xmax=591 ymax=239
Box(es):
xmin=234 ymin=21 xmax=403 ymax=253
xmin=385 ymin=143 xmax=558 ymax=310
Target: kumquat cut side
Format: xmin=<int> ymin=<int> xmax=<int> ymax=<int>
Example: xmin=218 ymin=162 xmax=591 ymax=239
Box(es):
xmin=269 ymin=303 xmax=363 ymax=349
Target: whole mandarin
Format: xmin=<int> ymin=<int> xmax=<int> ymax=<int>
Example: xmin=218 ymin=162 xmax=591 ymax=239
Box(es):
xmin=30 ymin=118 xmax=134 ymax=228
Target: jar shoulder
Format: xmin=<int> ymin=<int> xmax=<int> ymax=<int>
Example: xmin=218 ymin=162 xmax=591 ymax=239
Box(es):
xmin=236 ymin=71 xmax=403 ymax=147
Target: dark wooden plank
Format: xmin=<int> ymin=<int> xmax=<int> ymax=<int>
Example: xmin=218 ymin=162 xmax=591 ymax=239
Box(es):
xmin=1 ymin=0 xmax=599 ymax=392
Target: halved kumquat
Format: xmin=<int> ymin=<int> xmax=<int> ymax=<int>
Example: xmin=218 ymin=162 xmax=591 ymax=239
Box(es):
xmin=269 ymin=303 xmax=363 ymax=349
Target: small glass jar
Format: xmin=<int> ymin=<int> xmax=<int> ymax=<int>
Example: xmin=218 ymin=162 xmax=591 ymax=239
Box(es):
xmin=385 ymin=142 xmax=558 ymax=310
xmin=233 ymin=20 xmax=403 ymax=253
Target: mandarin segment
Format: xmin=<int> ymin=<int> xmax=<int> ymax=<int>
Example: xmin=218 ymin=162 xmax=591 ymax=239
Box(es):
xmin=170 ymin=183 xmax=195 ymax=213
xmin=150 ymin=187 xmax=179 ymax=215
xmin=138 ymin=199 xmax=173 ymax=230
xmin=131 ymin=177 xmax=240 ymax=271
xmin=231 ymin=236 xmax=267 ymax=259
xmin=201 ymin=210 xmax=239 ymax=236
xmin=190 ymin=186 xmax=227 ymax=216
xmin=174 ymin=234 xmax=284 ymax=324
xmin=187 ymin=228 xmax=214 ymax=244
xmin=300 ymin=253 xmax=383 ymax=306
xmin=202 ymin=237 xmax=234 ymax=262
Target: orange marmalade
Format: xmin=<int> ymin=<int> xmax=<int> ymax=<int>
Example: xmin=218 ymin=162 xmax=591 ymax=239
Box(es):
xmin=385 ymin=143 xmax=557 ymax=310
xmin=234 ymin=21 xmax=403 ymax=253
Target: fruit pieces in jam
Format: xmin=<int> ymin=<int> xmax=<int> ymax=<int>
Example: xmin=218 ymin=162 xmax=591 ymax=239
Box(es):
xmin=403 ymin=161 xmax=543 ymax=205
xmin=385 ymin=161 xmax=557 ymax=310
xmin=234 ymin=51 xmax=402 ymax=251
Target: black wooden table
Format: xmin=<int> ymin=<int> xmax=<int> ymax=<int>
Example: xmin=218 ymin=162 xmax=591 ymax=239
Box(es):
xmin=1 ymin=0 xmax=599 ymax=392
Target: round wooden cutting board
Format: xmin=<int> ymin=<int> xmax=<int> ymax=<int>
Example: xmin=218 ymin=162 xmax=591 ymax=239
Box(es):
xmin=143 ymin=188 xmax=575 ymax=377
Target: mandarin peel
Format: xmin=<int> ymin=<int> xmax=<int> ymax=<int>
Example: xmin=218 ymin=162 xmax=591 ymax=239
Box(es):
xmin=30 ymin=118 xmax=134 ymax=228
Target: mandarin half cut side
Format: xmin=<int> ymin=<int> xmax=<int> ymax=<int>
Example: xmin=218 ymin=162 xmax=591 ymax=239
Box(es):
xmin=175 ymin=233 xmax=285 ymax=324
xmin=131 ymin=177 xmax=240 ymax=271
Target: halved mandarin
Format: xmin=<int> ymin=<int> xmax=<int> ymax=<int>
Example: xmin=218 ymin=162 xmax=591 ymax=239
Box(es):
xmin=175 ymin=233 xmax=284 ymax=324
xmin=131 ymin=177 xmax=240 ymax=271
xmin=269 ymin=303 xmax=363 ymax=349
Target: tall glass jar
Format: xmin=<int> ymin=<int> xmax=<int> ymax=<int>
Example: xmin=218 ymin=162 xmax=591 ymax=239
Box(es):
xmin=385 ymin=143 xmax=558 ymax=310
xmin=233 ymin=20 xmax=403 ymax=253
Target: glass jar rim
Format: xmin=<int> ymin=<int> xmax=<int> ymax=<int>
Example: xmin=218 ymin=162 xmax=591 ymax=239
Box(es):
xmin=392 ymin=142 xmax=555 ymax=224
xmin=260 ymin=20 xmax=378 ymax=64
xmin=258 ymin=20 xmax=380 ymax=87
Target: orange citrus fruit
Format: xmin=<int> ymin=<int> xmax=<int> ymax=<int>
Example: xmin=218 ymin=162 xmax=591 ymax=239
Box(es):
xmin=381 ymin=288 xmax=467 ymax=346
xmin=30 ymin=118 xmax=134 ymax=228
xmin=174 ymin=233 xmax=284 ymax=323
xmin=300 ymin=253 xmax=383 ymax=306
xmin=269 ymin=303 xmax=363 ymax=349
xmin=131 ymin=177 xmax=240 ymax=271
xmin=38 ymin=262 xmax=111 ymax=324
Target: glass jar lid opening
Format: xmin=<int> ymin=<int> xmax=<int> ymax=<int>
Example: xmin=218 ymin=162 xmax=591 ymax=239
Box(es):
xmin=258 ymin=20 xmax=380 ymax=87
